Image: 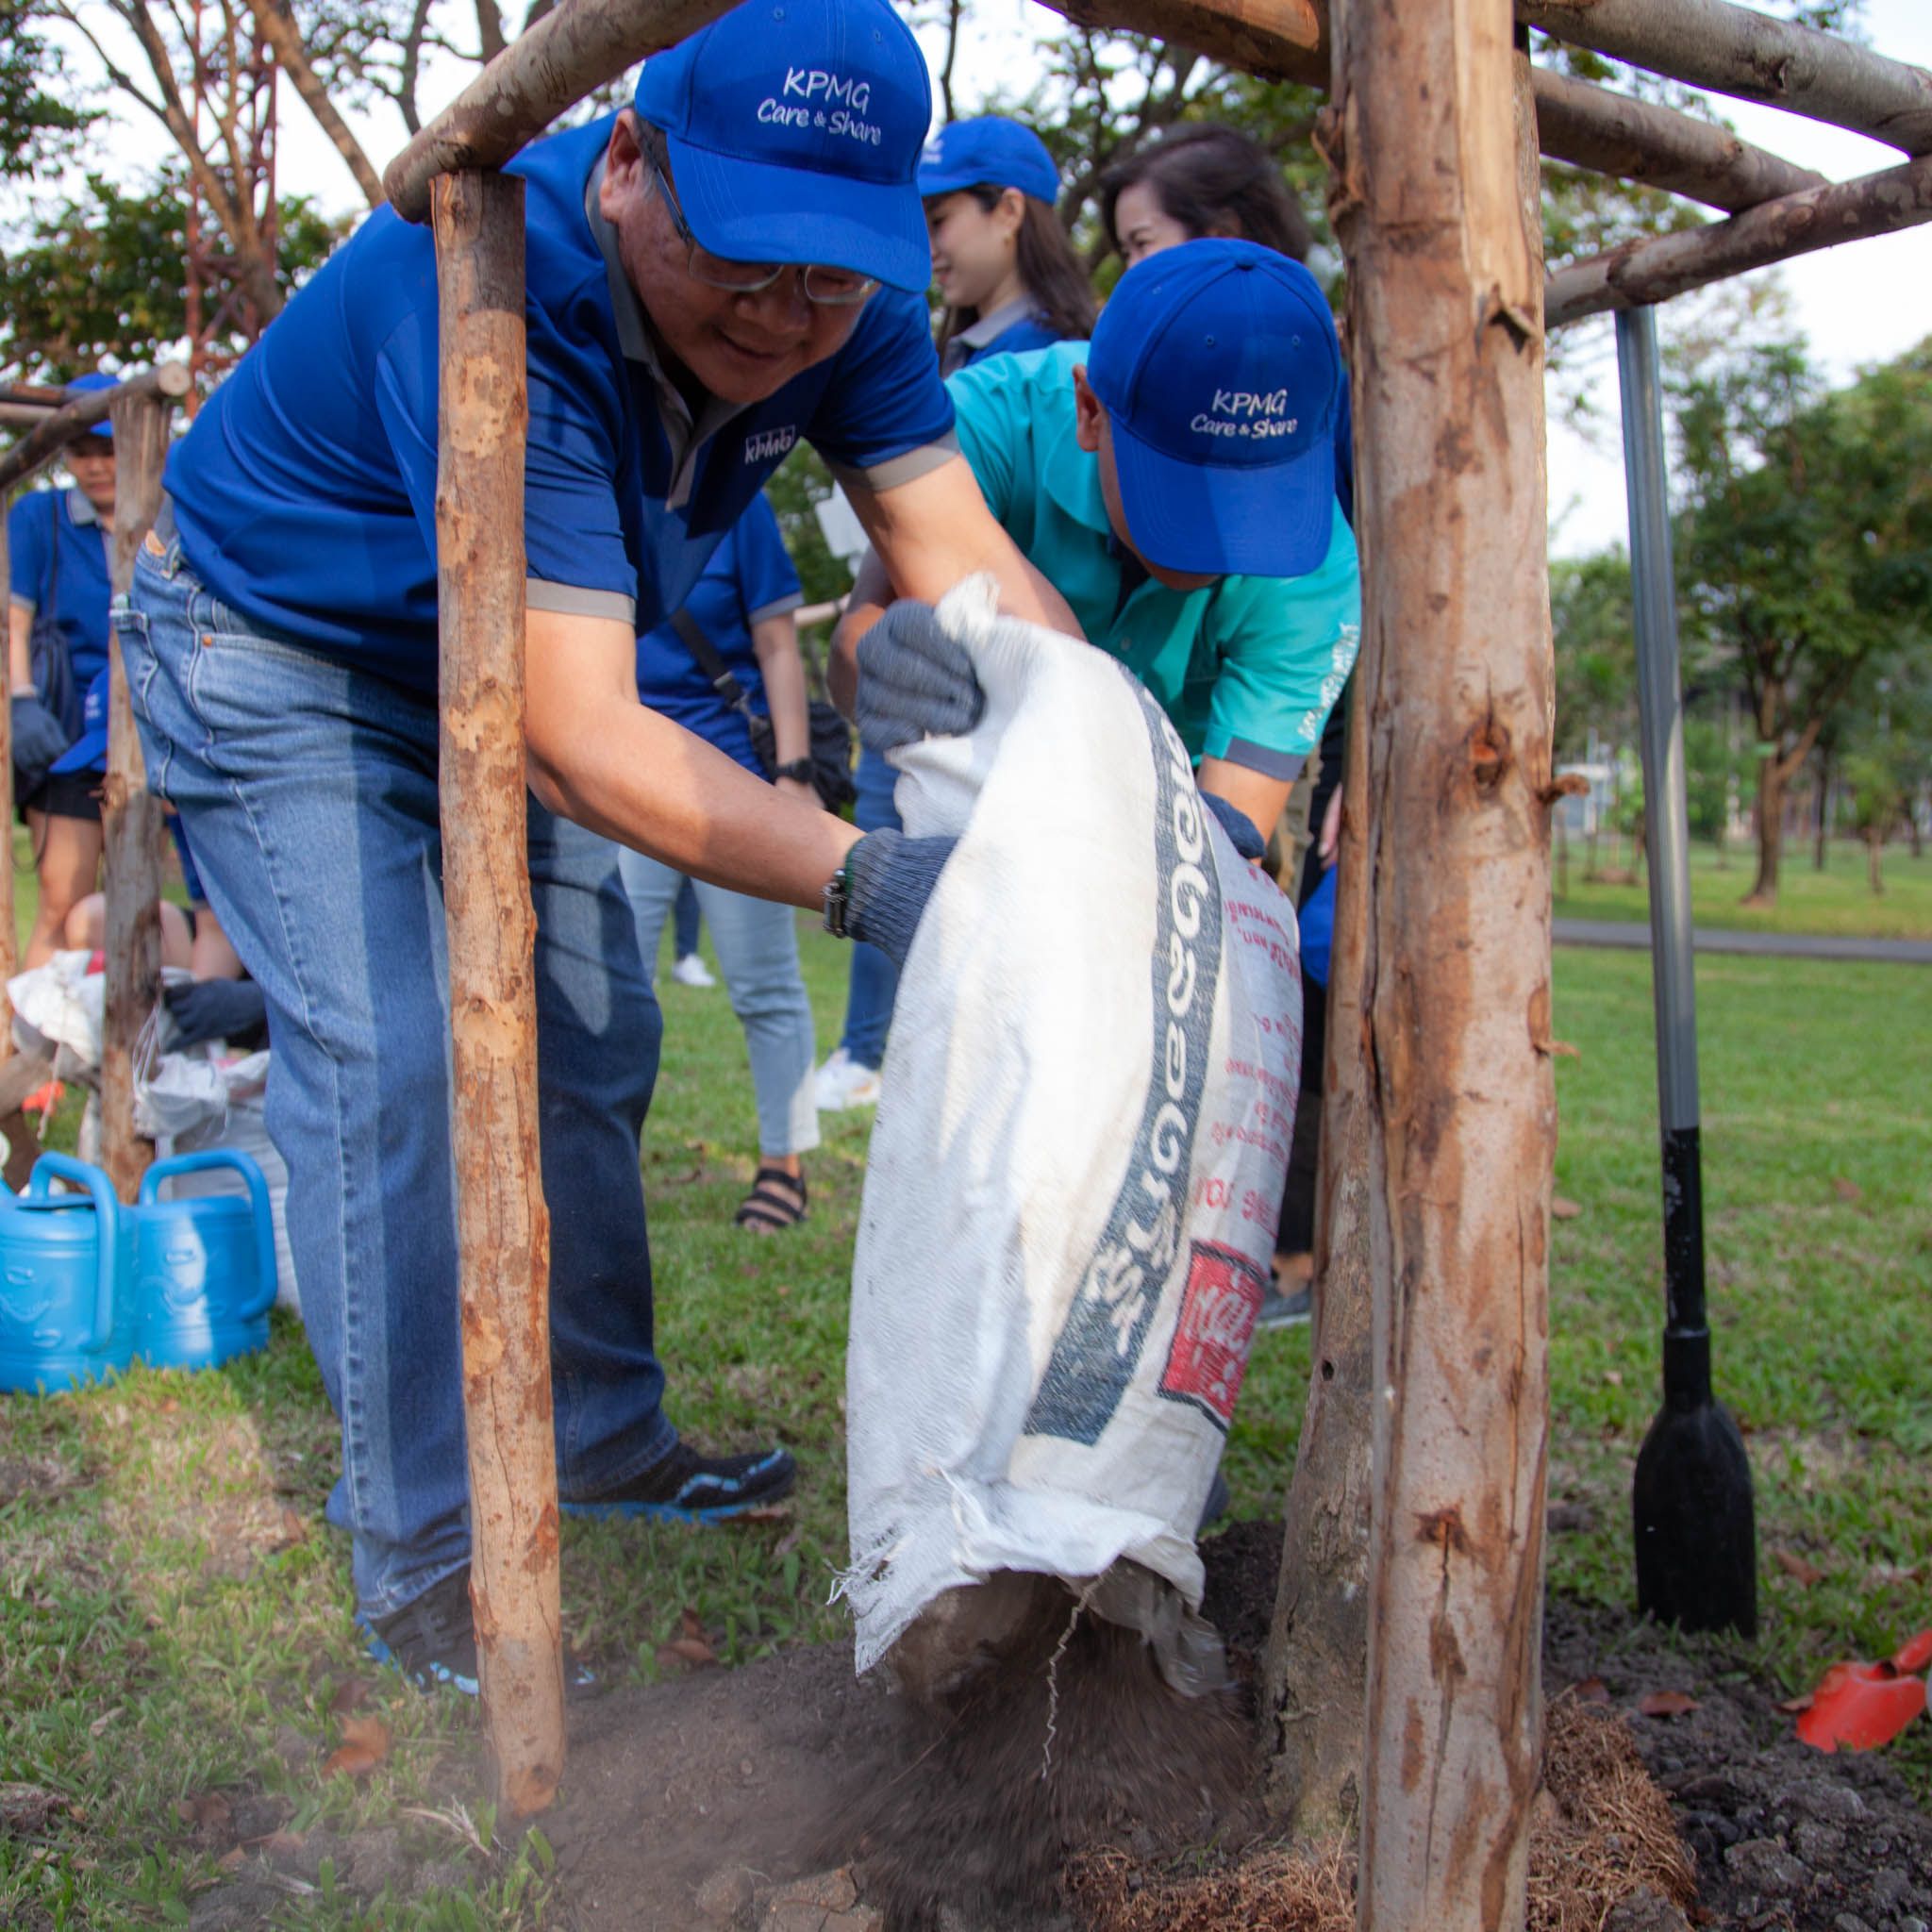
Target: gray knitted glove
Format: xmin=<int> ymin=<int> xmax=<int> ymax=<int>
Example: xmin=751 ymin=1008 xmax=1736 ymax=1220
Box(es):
xmin=843 ymin=828 xmax=958 ymax=970
xmin=855 ymin=600 xmax=985 ymax=754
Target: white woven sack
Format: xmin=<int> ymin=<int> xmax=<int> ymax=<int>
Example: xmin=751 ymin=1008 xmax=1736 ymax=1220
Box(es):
xmin=842 ymin=576 xmax=1303 ymax=1677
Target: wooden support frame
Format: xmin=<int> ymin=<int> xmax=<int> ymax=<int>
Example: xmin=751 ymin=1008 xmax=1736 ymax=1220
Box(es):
xmin=1548 ymin=146 xmax=1932 ymax=325
xmin=0 ymin=366 xmax=192 ymax=495
xmin=1530 ymin=63 xmax=1824 ymax=210
xmin=429 ymin=166 xmax=564 ymax=1818
xmin=385 ymin=0 xmax=738 ymax=219
xmin=101 ymin=387 xmax=175 ymax=1202
xmin=1520 ymin=0 xmax=1932 ymax=156
xmin=1330 ymin=0 xmax=1556 ymax=1922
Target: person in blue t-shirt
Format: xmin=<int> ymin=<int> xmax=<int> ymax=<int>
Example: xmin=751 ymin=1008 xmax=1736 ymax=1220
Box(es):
xmin=7 ymin=373 xmax=121 ymax=969
xmin=125 ymin=0 xmax=1080 ymax=1695
xmin=814 ymin=115 xmax=1096 ymax=1114
xmin=623 ymin=493 xmax=823 ymax=1232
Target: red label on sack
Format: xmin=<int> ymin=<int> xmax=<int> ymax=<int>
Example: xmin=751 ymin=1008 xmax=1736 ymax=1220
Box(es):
xmin=1158 ymin=1241 xmax=1266 ymax=1431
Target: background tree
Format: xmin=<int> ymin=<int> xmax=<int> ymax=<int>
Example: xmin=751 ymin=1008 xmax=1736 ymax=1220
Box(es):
xmin=0 ymin=0 xmax=96 ymax=183
xmin=0 ymin=169 xmax=344 ymax=382
xmin=1674 ymin=338 xmax=1932 ymax=906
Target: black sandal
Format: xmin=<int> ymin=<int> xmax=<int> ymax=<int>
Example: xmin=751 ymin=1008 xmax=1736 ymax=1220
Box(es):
xmin=735 ymin=1165 xmax=808 ymax=1233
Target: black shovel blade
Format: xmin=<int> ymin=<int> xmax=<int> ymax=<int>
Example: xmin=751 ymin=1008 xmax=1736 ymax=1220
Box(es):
xmin=1633 ymin=1395 xmax=1757 ymax=1637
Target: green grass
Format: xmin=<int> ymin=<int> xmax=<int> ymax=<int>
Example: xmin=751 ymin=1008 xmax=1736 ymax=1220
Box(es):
xmin=2 ymin=920 xmax=1928 ymax=1927
xmin=1553 ymin=834 xmax=1932 ymax=940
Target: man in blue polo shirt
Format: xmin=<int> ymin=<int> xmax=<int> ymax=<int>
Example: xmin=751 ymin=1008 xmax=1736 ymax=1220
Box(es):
xmin=837 ymin=240 xmax=1360 ymax=855
xmin=127 ymin=0 xmax=1068 ymax=1694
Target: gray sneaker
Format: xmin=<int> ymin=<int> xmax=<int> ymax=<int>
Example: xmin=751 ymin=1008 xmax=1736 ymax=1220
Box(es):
xmin=1255 ymin=1285 xmax=1312 ymax=1330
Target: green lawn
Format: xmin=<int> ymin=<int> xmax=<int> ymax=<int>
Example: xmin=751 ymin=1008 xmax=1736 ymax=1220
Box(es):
xmin=1553 ymin=834 xmax=1932 ymax=940
xmin=1 ymin=923 xmax=1928 ymax=1927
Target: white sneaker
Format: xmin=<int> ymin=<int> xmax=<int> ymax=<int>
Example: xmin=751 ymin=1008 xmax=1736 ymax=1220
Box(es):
xmin=813 ymin=1048 xmax=882 ymax=1110
xmin=671 ymin=953 xmax=716 ymax=989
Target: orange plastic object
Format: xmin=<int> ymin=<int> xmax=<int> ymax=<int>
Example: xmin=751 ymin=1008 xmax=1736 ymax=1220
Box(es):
xmin=20 ymin=1079 xmax=65 ymax=1115
xmin=1795 ymin=1631 xmax=1932 ymax=1753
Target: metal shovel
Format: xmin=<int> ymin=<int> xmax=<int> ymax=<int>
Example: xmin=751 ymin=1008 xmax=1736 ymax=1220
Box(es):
xmin=1617 ymin=307 xmax=1758 ymax=1637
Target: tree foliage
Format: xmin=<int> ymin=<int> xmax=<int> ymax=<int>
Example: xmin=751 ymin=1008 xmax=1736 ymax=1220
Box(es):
xmin=0 ymin=0 xmax=96 ymax=183
xmin=0 ymin=169 xmax=345 ymax=383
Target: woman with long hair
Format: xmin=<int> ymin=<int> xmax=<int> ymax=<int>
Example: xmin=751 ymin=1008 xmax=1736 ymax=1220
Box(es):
xmin=923 ymin=116 xmax=1096 ymax=375
xmin=1101 ymin=124 xmax=1314 ymax=270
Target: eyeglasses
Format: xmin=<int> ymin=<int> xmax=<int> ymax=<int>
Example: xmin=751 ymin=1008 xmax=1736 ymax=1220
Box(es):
xmin=643 ymin=133 xmax=876 ymax=308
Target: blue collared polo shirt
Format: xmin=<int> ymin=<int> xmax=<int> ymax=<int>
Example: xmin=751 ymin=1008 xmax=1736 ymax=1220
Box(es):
xmin=8 ymin=487 xmax=113 ymax=694
xmin=634 ymin=492 xmax=802 ymax=774
xmin=163 ymin=114 xmax=956 ymax=694
xmin=939 ymin=298 xmax=1068 ymax=376
xmin=949 ymin=341 xmax=1360 ymax=778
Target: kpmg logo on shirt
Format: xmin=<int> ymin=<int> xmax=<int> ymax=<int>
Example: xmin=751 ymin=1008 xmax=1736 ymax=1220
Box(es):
xmin=743 ymin=425 xmax=798 ymax=464
xmin=1191 ymin=389 xmax=1299 ymax=441
xmin=757 ymin=68 xmax=882 ymax=145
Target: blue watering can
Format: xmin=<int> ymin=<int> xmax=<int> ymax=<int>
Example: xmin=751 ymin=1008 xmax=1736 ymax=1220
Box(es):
xmin=132 ymin=1150 xmax=278 ymax=1371
xmin=0 ymin=1153 xmax=133 ymax=1395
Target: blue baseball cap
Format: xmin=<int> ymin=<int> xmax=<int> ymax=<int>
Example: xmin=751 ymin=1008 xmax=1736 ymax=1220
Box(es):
xmin=69 ymin=370 xmax=117 ymax=441
xmin=634 ymin=0 xmax=933 ymax=295
xmin=51 ymin=669 xmax=109 ymax=776
xmin=918 ymin=117 xmax=1059 ymax=207
xmin=1087 ymin=239 xmax=1343 ymax=578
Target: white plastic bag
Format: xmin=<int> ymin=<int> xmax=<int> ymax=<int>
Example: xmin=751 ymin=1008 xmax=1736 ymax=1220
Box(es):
xmin=841 ymin=578 xmax=1302 ymax=1680
xmin=8 ymin=951 xmax=104 ymax=1070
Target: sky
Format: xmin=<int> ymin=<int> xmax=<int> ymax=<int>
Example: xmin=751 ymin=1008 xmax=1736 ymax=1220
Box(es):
xmin=35 ymin=0 xmax=1932 ymax=560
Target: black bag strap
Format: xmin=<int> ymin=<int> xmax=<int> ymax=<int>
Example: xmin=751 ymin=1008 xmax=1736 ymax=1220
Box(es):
xmin=671 ymin=607 xmax=777 ymax=774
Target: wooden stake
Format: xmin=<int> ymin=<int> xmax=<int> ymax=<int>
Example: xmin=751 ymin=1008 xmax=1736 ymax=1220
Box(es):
xmin=1547 ymin=148 xmax=1932 ymax=326
xmin=1262 ymin=675 xmax=1374 ymax=1837
xmin=101 ymin=388 xmax=174 ymax=1202
xmin=1520 ymin=0 xmax=1932 ymax=156
xmin=0 ymin=365 xmax=191 ymax=495
xmin=1330 ymin=0 xmax=1556 ymax=1924
xmin=430 ymin=165 xmax=564 ymax=1819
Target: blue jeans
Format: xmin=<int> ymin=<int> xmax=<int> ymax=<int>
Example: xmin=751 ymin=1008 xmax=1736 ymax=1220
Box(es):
xmin=838 ymin=745 xmax=901 ymax=1070
xmin=125 ymin=537 xmax=676 ymax=1618
xmin=672 ymin=875 xmax=701 ymax=959
xmin=620 ymin=852 xmax=820 ymax=1158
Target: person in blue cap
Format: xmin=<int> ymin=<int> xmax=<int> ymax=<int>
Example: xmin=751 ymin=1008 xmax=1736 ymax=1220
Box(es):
xmin=126 ymin=0 xmax=1076 ymax=1695
xmin=918 ymin=116 xmax=1096 ymax=376
xmin=836 ymin=238 xmax=1360 ymax=876
xmin=8 ymin=372 xmax=120 ymax=970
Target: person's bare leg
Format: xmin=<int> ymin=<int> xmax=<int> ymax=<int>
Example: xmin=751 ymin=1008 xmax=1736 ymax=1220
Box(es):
xmin=25 ymin=814 xmax=104 ymax=970
xmin=61 ymin=891 xmax=106 ymax=954
xmin=189 ymin=906 xmax=244 ymax=981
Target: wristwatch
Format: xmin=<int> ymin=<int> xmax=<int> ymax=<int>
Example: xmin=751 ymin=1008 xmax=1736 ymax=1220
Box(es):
xmin=774 ymin=758 xmax=815 ymax=785
xmin=822 ymin=861 xmax=853 ymax=938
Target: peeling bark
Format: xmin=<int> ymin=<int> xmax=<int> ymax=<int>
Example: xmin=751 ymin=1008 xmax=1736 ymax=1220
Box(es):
xmin=1330 ymin=2 xmax=1557 ymax=1926
xmin=431 ymin=168 xmax=563 ymax=1816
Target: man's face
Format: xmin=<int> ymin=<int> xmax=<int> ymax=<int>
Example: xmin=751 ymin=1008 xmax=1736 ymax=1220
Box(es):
xmin=600 ymin=111 xmax=870 ymax=407
xmin=1072 ymin=366 xmax=1217 ymax=594
xmin=66 ymin=443 xmax=117 ymax=517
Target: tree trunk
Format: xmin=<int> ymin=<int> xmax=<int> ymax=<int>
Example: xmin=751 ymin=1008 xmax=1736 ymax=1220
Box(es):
xmin=1867 ymin=828 xmax=1885 ymax=895
xmin=1745 ymin=744 xmax=1783 ymax=905
xmin=1263 ymin=677 xmax=1374 ymax=1838
xmin=1331 ymin=5 xmax=1556 ymax=1926
xmin=1813 ymin=752 xmax=1831 ymax=872
xmin=101 ymin=389 xmax=175 ymax=1202
xmin=431 ymin=168 xmax=564 ymax=1818
xmin=243 ymin=0 xmax=388 ymax=208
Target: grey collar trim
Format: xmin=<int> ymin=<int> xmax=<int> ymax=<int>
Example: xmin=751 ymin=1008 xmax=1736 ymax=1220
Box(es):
xmin=587 ymin=155 xmax=656 ymax=368
xmin=66 ymin=489 xmax=101 ymax=527
xmin=958 ymin=296 xmax=1037 ymax=347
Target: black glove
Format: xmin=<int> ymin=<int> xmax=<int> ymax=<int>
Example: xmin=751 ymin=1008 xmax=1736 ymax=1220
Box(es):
xmin=1203 ymin=791 xmax=1266 ymax=863
xmin=12 ymin=693 xmax=72 ymax=796
xmin=843 ymin=828 xmax=958 ymax=970
xmin=855 ymin=600 xmax=985 ymax=754
xmin=164 ymin=977 xmax=269 ymax=1051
